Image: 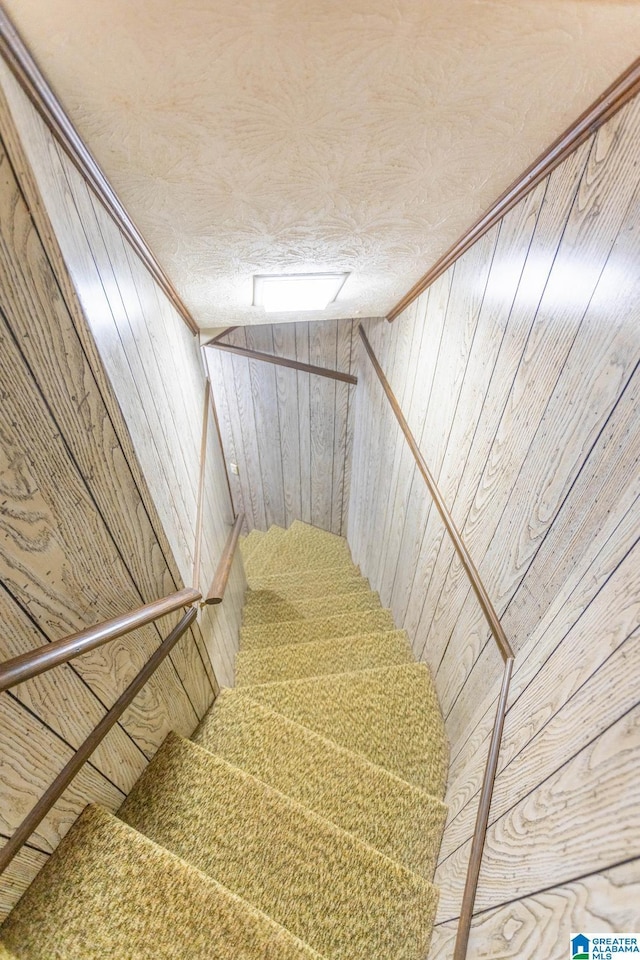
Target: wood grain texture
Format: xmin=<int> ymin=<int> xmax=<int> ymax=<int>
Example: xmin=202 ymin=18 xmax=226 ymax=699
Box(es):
xmin=439 ymin=705 xmax=640 ymax=917
xmin=0 ymin=692 xmax=124 ymax=857
xmin=0 ymin=64 xmax=244 ymax=917
xmin=0 ymin=60 xmax=184 ymax=593
xmin=245 ymin=325 xmax=287 ymax=528
xmin=0 ymin=844 xmax=47 ymax=924
xmin=208 ymin=319 xmax=357 ymax=535
xmin=0 ymin=587 xmax=146 ymax=792
xmin=0 ymin=63 xmax=239 ymax=668
xmin=208 ymin=338 xmax=358 ymax=384
xmin=444 ymin=488 xmax=640 ymax=847
xmin=273 ymin=323 xmax=303 ymax=527
xmin=429 ymin=860 xmax=640 ymax=960
xmin=347 ymin=92 xmax=640 ymax=954
xmin=0 ymin=7 xmax=199 ymax=334
xmin=0 ymin=218 xmax=200 ymax=750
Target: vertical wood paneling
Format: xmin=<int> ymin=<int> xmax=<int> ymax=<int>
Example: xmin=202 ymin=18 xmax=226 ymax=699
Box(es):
xmin=296 ymin=321 xmax=313 ymax=524
xmin=225 ymin=333 xmax=268 ymax=531
xmin=339 ymin=322 xmax=357 ymax=534
xmin=205 ymin=349 xmax=245 ymax=523
xmin=347 ymin=92 xmax=640 ymax=952
xmin=209 ymin=319 xmax=357 ymax=536
xmin=309 ymin=320 xmax=338 ymax=532
xmin=244 ymin=326 xmax=286 ymax=528
xmin=0 ymin=62 xmax=242 ymax=917
xmin=387 ymin=272 xmax=453 ymax=623
xmin=273 ymin=323 xmax=303 ymax=527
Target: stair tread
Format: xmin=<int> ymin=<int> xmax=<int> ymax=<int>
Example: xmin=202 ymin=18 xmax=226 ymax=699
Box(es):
xmin=119 ymin=734 xmax=438 ymax=960
xmin=249 ymin=522 xmax=356 ymax=578
xmin=235 ymin=630 xmax=414 ymax=685
xmin=194 ymin=696 xmax=446 ymax=878
xmin=242 ymin=589 xmax=382 ymax=625
xmin=232 ymin=663 xmax=449 ymax=796
xmin=1 ymin=522 xmax=447 ymax=960
xmin=241 ymin=529 xmax=266 ymax=564
xmin=244 ymin=525 xmax=288 ymax=577
xmin=246 ymin=569 xmax=367 ymax=598
xmin=240 ymin=609 xmax=396 ymax=649
xmin=0 ymin=805 xmax=322 ymax=960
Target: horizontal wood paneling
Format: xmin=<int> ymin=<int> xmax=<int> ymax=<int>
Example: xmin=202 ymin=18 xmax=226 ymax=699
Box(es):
xmin=208 ymin=320 xmax=357 ymax=536
xmin=348 ymin=92 xmax=640 ymax=953
xmin=0 ymin=64 xmax=243 ymax=917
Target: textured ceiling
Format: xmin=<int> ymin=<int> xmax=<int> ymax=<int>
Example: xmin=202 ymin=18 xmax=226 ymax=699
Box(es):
xmin=5 ymin=0 xmax=640 ymax=328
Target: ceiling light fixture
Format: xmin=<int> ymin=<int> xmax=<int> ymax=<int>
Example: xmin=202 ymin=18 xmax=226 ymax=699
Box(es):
xmin=253 ymin=273 xmax=349 ymax=313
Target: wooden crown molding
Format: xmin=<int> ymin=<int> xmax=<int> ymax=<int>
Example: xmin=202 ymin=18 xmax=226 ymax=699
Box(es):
xmin=0 ymin=6 xmax=199 ymax=336
xmin=387 ymin=55 xmax=640 ymax=322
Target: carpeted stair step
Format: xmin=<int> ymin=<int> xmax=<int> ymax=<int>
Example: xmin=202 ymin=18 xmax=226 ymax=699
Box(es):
xmin=0 ymin=805 xmax=323 ymax=960
xmin=235 ymin=631 xmax=414 ymax=685
xmin=194 ymin=696 xmax=447 ymax=878
xmin=249 ymin=521 xmax=356 ymax=578
xmin=241 ymin=589 xmax=382 ymax=625
xmin=240 ymin=609 xmax=396 ymax=650
xmin=244 ymin=525 xmax=288 ymax=577
xmin=245 ymin=568 xmax=368 ymax=600
xmin=232 ymin=664 xmax=449 ymax=797
xmin=241 ymin=528 xmax=266 ymax=564
xmin=119 ymin=733 xmax=438 ymax=960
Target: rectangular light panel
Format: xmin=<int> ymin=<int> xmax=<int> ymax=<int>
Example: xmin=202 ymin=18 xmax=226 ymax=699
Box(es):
xmin=253 ymin=273 xmax=349 ymax=312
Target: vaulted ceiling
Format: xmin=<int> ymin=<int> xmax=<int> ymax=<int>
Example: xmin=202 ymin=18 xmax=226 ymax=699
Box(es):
xmin=5 ymin=0 xmax=640 ymax=329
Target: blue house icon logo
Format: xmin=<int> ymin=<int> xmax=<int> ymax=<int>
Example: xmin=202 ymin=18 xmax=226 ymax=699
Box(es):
xmin=572 ymin=934 xmax=590 ymax=959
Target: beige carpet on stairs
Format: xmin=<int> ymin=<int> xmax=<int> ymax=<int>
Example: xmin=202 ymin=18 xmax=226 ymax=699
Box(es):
xmin=240 ymin=608 xmax=397 ymax=648
xmin=234 ymin=629 xmax=414 ymax=684
xmin=0 ymin=520 xmax=449 ymax=960
xmin=0 ymin=805 xmax=323 ymax=960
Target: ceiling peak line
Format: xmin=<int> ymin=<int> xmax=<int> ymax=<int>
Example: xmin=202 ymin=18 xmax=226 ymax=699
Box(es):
xmin=0 ymin=6 xmax=199 ymax=336
xmin=386 ymin=54 xmax=640 ymax=323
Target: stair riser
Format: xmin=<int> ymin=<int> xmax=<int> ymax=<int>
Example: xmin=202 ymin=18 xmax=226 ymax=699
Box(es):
xmin=240 ymin=610 xmax=397 ymax=649
xmin=235 ymin=631 xmax=414 ymax=686
xmin=120 ymin=735 xmax=438 ymax=960
xmin=242 ymin=590 xmax=383 ymax=625
xmin=195 ymin=696 xmax=447 ymax=879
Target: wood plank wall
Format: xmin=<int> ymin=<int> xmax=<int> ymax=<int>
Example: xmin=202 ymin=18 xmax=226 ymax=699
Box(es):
xmin=207 ymin=320 xmax=357 ymax=536
xmin=348 ymin=93 xmax=640 ymax=955
xmin=0 ymin=59 xmax=244 ymax=689
xmin=0 ymin=67 xmax=243 ymax=916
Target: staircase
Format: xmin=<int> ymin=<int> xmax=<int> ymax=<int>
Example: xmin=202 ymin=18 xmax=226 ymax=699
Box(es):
xmin=0 ymin=521 xmax=449 ymax=960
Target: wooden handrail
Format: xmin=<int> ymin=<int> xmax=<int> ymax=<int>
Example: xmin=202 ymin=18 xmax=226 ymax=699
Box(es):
xmin=358 ymin=325 xmax=514 ymax=661
xmin=192 ymin=380 xmax=211 ymax=591
xmin=0 ymin=587 xmax=201 ymax=693
xmin=202 ymin=326 xmax=238 ymax=346
xmin=453 ymin=656 xmax=513 ymax=960
xmin=205 ymin=514 xmax=244 ymax=604
xmin=207 ymin=340 xmax=358 ymax=385
xmin=358 ymin=323 xmax=515 ymax=960
xmin=0 ymin=606 xmax=198 ymax=877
